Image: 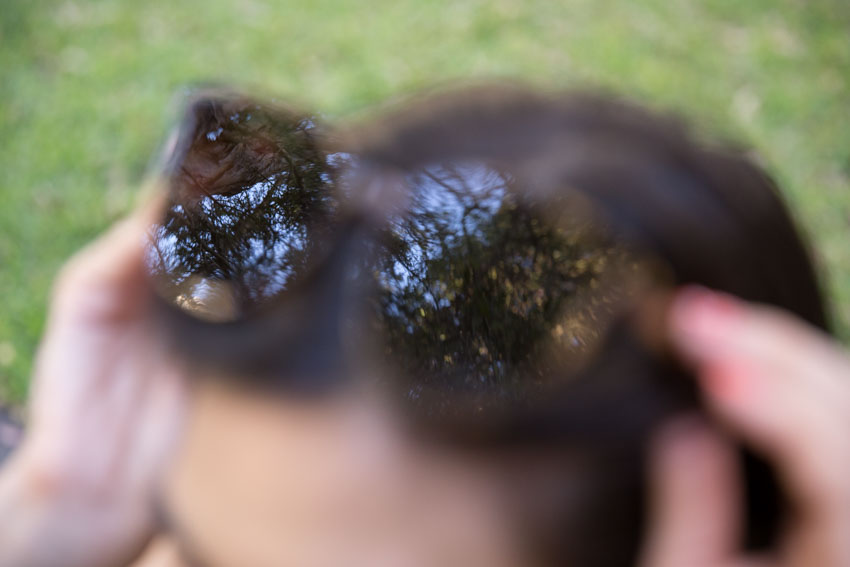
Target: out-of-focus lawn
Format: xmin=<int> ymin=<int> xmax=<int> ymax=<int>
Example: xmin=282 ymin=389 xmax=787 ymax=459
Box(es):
xmin=1 ymin=0 xmax=848 ymax=403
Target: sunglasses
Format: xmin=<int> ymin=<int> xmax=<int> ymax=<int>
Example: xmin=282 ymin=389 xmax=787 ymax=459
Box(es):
xmin=145 ymin=85 xmax=685 ymax=435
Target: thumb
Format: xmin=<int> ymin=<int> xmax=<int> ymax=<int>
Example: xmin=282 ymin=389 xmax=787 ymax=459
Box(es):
xmin=50 ymin=195 xmax=164 ymax=324
xmin=640 ymin=417 xmax=743 ymax=567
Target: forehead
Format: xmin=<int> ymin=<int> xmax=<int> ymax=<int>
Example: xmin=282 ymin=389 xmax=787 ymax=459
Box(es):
xmin=168 ymin=382 xmax=408 ymax=495
xmin=160 ymin=381 xmax=529 ymax=567
xmin=162 ymin=384 xmax=403 ymax=563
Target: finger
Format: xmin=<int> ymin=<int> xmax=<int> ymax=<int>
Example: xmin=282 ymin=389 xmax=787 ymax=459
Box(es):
xmin=31 ymin=197 xmax=165 ymax=431
xmin=668 ymin=286 xmax=850 ymax=517
xmin=670 ymin=286 xmax=850 ymax=403
xmin=640 ymin=417 xmax=742 ymax=567
xmin=51 ymin=196 xmax=164 ymax=321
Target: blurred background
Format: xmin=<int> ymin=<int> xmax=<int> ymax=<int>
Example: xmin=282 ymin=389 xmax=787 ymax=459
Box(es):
xmin=1 ymin=0 xmax=848 ymax=403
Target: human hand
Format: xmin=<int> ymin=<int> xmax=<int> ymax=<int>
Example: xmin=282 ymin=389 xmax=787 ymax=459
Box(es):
xmin=0 ymin=200 xmax=188 ymax=567
xmin=642 ymin=287 xmax=850 ymax=567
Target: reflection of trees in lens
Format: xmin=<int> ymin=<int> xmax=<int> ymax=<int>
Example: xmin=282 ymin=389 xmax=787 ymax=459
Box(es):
xmin=374 ymin=163 xmax=642 ymax=415
xmin=147 ymin=97 xmax=338 ymax=320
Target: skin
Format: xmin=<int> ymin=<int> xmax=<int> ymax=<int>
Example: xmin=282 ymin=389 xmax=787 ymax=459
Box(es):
xmin=160 ymin=383 xmax=531 ymax=567
xmin=1 ymin=203 xmax=850 ymax=567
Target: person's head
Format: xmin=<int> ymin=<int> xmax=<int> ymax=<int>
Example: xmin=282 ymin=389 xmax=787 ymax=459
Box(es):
xmin=148 ymin=84 xmax=828 ymax=566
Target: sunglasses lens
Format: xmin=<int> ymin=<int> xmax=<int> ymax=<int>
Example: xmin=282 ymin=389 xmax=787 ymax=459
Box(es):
xmin=147 ymin=94 xmax=339 ymax=322
xmin=369 ymin=161 xmax=657 ymax=419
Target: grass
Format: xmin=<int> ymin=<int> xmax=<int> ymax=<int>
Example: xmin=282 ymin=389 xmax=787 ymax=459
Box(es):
xmin=1 ymin=0 xmax=848 ymax=403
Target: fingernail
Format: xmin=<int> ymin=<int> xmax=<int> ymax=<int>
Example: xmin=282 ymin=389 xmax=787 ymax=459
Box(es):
xmin=669 ymin=286 xmax=743 ymax=353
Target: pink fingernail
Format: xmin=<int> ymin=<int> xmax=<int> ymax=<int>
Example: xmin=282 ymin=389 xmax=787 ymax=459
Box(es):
xmin=671 ymin=285 xmax=743 ymax=345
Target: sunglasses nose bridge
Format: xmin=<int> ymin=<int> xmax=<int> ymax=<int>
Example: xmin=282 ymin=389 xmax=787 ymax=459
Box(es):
xmin=341 ymin=163 xmax=411 ymax=224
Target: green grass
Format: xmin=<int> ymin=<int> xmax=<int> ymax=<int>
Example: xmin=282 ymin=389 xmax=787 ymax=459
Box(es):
xmin=1 ymin=0 xmax=848 ymax=403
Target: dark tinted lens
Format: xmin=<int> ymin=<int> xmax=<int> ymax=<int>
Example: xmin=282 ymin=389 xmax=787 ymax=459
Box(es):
xmin=147 ymin=93 xmax=339 ymax=322
xmin=370 ymin=161 xmax=657 ymax=419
